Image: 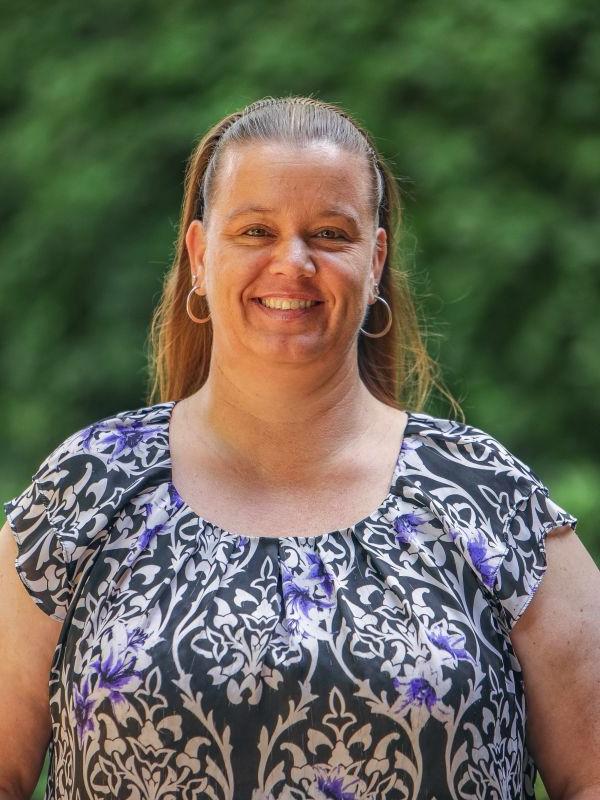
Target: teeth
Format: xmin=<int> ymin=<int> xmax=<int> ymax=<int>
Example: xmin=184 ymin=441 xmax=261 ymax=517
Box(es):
xmin=259 ymin=298 xmax=318 ymax=310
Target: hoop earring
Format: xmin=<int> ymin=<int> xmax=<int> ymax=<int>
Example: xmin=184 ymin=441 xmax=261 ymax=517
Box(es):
xmin=186 ymin=283 xmax=211 ymax=324
xmin=360 ymin=291 xmax=392 ymax=338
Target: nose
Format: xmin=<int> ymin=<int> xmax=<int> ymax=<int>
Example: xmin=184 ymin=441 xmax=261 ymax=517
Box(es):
xmin=270 ymin=235 xmax=316 ymax=277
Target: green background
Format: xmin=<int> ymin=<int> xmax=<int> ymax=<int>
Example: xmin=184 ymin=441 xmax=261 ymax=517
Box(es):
xmin=1 ymin=1 xmax=597 ymax=798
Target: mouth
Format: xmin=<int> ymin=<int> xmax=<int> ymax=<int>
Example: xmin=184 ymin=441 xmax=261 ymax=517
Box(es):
xmin=251 ymin=298 xmax=324 ymax=319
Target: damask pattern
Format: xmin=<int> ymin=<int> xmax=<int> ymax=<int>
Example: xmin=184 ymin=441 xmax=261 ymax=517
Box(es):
xmin=4 ymin=401 xmax=578 ymax=799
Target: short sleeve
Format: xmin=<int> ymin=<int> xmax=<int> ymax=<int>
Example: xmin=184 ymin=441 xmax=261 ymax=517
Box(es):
xmin=492 ymin=479 xmax=578 ymax=635
xmin=400 ymin=414 xmax=581 ymax=641
xmin=3 ymin=420 xmax=124 ymax=621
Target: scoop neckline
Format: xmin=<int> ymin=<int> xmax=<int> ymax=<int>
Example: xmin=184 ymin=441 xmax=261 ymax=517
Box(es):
xmin=163 ymin=399 xmax=415 ymax=542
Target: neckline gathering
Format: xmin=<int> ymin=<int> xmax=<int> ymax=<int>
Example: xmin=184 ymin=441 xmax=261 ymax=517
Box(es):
xmin=162 ymin=399 xmax=417 ymax=542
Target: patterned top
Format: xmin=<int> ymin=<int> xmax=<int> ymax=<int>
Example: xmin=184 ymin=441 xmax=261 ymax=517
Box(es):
xmin=3 ymin=400 xmax=578 ymax=800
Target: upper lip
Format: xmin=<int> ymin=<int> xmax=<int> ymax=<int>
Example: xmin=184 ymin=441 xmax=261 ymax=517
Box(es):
xmin=254 ymin=293 xmax=324 ymax=302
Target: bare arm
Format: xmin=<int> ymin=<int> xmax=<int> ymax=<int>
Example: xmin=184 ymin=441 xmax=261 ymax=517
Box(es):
xmin=510 ymin=525 xmax=600 ymax=800
xmin=564 ymin=789 xmax=600 ymax=800
xmin=0 ymin=521 xmax=63 ymax=799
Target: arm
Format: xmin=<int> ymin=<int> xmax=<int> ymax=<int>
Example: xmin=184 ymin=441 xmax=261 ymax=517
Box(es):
xmin=0 ymin=521 xmax=63 ymax=800
xmin=509 ymin=524 xmax=600 ymax=800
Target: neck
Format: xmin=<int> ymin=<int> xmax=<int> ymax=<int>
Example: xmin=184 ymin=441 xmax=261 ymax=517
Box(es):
xmin=183 ymin=350 xmax=384 ymax=484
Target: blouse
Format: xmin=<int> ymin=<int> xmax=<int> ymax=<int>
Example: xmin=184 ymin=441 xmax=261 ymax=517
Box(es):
xmin=3 ymin=400 xmax=578 ymax=800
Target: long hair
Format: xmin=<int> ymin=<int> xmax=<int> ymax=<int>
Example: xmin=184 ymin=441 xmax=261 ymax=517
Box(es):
xmin=146 ymin=95 xmax=462 ymax=419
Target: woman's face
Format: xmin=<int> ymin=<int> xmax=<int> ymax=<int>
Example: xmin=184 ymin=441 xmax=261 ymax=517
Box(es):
xmin=185 ymin=140 xmax=387 ymax=365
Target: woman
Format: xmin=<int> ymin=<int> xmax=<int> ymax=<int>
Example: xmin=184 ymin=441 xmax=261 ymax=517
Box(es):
xmin=1 ymin=96 xmax=599 ymax=800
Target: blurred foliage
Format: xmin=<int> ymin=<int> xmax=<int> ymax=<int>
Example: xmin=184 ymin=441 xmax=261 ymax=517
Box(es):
xmin=1 ymin=1 xmax=597 ymax=798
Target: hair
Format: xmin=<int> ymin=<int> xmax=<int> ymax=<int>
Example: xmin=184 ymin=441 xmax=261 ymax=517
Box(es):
xmin=146 ymin=95 xmax=463 ymax=419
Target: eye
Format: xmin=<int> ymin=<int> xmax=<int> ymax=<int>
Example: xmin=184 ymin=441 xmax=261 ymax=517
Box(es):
xmin=316 ymin=229 xmax=347 ymax=240
xmin=243 ymin=227 xmax=269 ymax=237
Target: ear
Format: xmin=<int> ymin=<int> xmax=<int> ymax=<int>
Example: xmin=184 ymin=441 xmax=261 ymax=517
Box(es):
xmin=369 ymin=226 xmax=388 ymax=299
xmin=185 ymin=220 xmax=207 ymax=293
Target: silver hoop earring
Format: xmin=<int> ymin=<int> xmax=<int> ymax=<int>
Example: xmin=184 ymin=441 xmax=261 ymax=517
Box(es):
xmin=186 ymin=282 xmax=211 ymax=324
xmin=360 ymin=290 xmax=392 ymax=338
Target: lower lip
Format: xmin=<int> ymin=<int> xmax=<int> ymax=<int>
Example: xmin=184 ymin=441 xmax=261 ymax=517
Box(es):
xmin=252 ymin=299 xmax=323 ymax=319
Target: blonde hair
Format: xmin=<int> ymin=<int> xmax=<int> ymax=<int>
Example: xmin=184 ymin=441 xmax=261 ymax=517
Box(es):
xmin=146 ymin=95 xmax=463 ymax=419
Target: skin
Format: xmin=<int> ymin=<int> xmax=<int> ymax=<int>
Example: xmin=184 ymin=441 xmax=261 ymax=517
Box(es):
xmin=182 ymin=140 xmax=389 ymax=486
xmin=0 ymin=528 xmax=60 ymax=798
xmin=508 ymin=524 xmax=600 ymax=798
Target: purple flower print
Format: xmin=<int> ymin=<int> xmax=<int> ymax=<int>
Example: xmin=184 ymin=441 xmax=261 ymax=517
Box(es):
xmin=80 ymin=424 xmax=100 ymax=452
xmin=126 ymin=627 xmax=148 ymax=651
xmin=392 ymin=657 xmax=453 ymax=724
xmin=84 ymin=419 xmax=163 ymax=462
xmin=393 ymin=512 xmax=427 ymax=545
xmin=448 ymin=527 xmax=461 ymax=542
xmin=168 ymin=482 xmax=184 ymax=510
xmin=138 ymin=502 xmax=168 ymax=550
xmin=279 ymin=564 xmax=335 ymax=641
xmin=394 ymin=675 xmax=438 ymax=713
xmin=467 ymin=530 xmax=498 ymax=588
xmin=426 ymin=628 xmax=476 ymax=665
xmin=126 ymin=502 xmax=169 ymax=564
xmin=306 ymin=552 xmax=336 ymax=597
xmin=73 ymin=677 xmax=95 ymax=741
xmin=91 ymin=650 xmax=141 ymax=704
xmin=316 ymin=773 xmax=360 ymax=800
xmin=281 ymin=565 xmax=334 ymax=615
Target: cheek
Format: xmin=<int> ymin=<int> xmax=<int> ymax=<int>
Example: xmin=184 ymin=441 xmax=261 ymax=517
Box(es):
xmin=326 ymin=257 xmax=369 ymax=295
xmin=205 ymin=254 xmax=258 ymax=292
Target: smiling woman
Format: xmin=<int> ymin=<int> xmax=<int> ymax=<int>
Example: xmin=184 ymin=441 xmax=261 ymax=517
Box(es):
xmin=2 ymin=96 xmax=598 ymax=800
xmin=150 ymin=96 xmax=449 ymax=411
xmin=181 ymin=140 xmax=390 ymax=379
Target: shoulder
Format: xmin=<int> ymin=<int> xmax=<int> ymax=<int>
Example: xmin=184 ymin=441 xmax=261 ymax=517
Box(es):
xmin=51 ymin=401 xmax=173 ymax=468
xmin=30 ymin=402 xmax=169 ymax=479
xmin=2 ymin=401 xmax=174 ymax=620
xmin=404 ymin=411 xmax=547 ymax=503
xmin=403 ymin=411 xmax=578 ymax=634
xmin=403 ymin=409 xmax=575 ymax=538
xmin=18 ymin=398 xmax=174 ymax=527
xmin=406 ymin=410 xmax=522 ymax=456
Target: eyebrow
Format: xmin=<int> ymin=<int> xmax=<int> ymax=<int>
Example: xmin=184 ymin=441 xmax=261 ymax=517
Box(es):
xmin=225 ymin=205 xmax=361 ymax=229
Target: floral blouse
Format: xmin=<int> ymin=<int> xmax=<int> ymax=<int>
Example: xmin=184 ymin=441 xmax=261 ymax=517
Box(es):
xmin=3 ymin=400 xmax=578 ymax=800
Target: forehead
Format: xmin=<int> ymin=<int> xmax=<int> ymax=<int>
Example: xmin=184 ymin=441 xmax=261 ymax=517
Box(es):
xmin=214 ymin=141 xmax=372 ymax=213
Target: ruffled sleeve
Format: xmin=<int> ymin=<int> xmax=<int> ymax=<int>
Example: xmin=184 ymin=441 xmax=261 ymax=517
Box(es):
xmin=458 ymin=422 xmax=579 ymax=636
xmin=492 ymin=476 xmax=578 ymax=635
xmin=401 ymin=414 xmax=579 ymax=639
xmin=2 ymin=409 xmax=151 ymax=621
